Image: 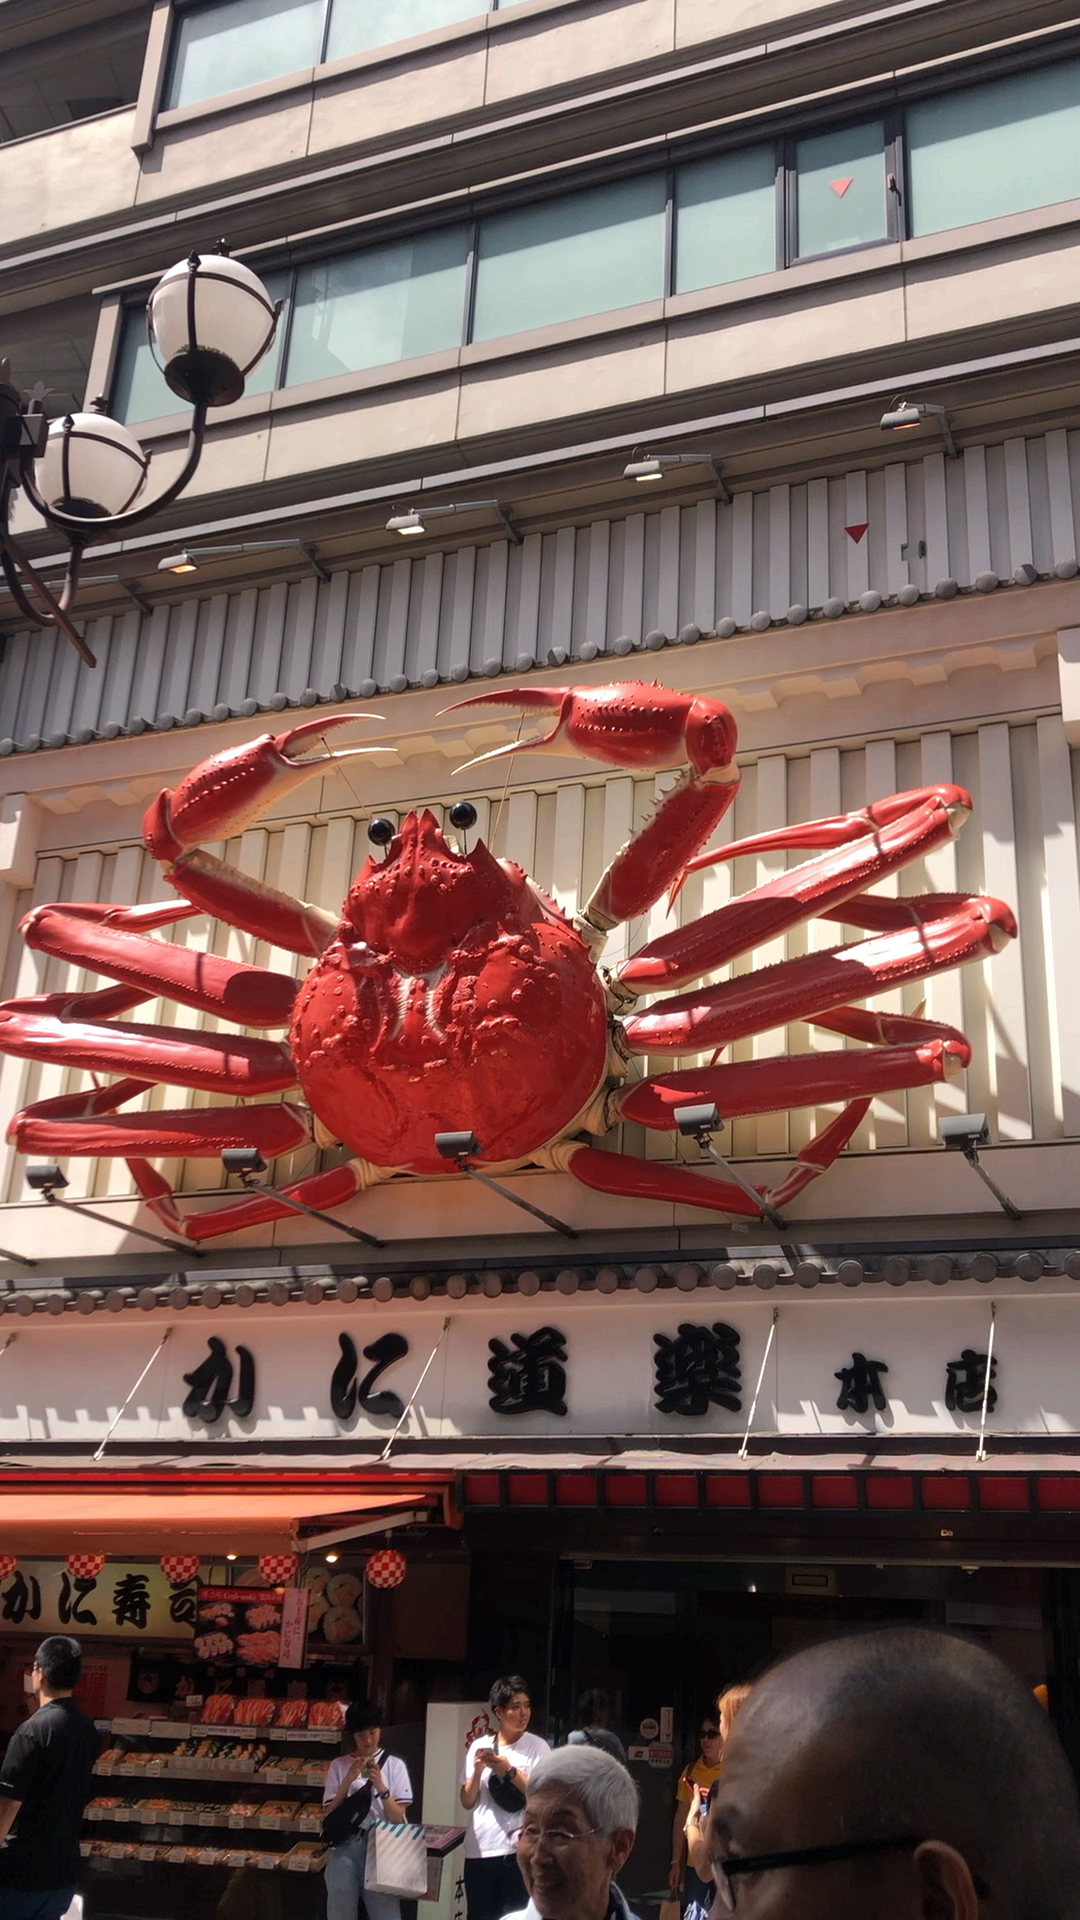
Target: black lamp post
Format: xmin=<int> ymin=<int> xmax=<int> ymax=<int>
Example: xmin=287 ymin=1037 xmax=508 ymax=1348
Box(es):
xmin=0 ymin=243 xmax=280 ymax=666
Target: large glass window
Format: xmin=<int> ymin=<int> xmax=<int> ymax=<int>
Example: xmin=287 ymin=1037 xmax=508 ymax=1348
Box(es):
xmin=164 ymin=0 xmax=325 ymax=109
xmin=111 ymin=273 xmax=290 ymax=423
xmin=472 ymin=177 xmax=667 ymax=342
xmin=285 ymin=228 xmax=470 ymax=383
xmin=674 ymin=146 xmax=777 ymax=293
xmin=325 ymin=0 xmax=485 ymax=61
xmin=795 ymin=120 xmax=887 ymax=257
xmin=907 ymin=59 xmax=1080 ymax=237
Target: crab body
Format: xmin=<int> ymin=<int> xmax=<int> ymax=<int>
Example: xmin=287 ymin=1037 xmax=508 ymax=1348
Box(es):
xmin=0 ymin=684 xmax=1017 ymax=1242
xmin=291 ymin=811 xmax=608 ymax=1174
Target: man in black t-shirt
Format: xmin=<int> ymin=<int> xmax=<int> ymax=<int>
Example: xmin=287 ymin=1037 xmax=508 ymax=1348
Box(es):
xmin=0 ymin=1635 xmax=98 ymax=1919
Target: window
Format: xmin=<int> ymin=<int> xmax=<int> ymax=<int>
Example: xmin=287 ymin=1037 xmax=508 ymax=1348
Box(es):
xmin=795 ymin=120 xmax=888 ymax=258
xmin=164 ymin=0 xmax=494 ymax=109
xmin=164 ymin=0 xmax=325 ymax=109
xmin=472 ymin=177 xmax=667 ymax=342
xmin=674 ymin=146 xmax=777 ymax=293
xmin=285 ymin=229 xmax=470 ymax=382
xmin=111 ymin=272 xmax=290 ymax=423
xmin=907 ymin=59 xmax=1080 ymax=237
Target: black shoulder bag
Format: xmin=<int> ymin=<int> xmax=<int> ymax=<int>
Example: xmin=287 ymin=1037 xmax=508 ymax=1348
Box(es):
xmin=321 ymin=1769 xmax=374 ymax=1846
xmin=486 ymin=1735 xmax=527 ymax=1814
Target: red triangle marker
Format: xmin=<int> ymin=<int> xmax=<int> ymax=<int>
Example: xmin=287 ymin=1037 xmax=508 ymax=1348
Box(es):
xmin=845 ymin=523 xmax=869 ymax=544
xmin=829 ymin=176 xmax=854 ymax=196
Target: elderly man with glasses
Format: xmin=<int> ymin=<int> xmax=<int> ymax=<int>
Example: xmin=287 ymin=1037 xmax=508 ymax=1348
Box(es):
xmin=705 ymin=1625 xmax=1080 ymax=1919
xmin=505 ymin=1745 xmax=639 ymax=1920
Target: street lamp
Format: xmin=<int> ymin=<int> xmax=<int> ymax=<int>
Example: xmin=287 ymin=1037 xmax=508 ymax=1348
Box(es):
xmin=0 ymin=244 xmax=281 ymax=667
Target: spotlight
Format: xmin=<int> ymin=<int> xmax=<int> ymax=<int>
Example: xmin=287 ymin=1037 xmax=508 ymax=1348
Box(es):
xmin=433 ymin=1130 xmax=575 ymax=1237
xmin=226 ymin=1553 xmax=237 ymax=1562
xmin=25 ymin=1164 xmax=67 ymax=1193
xmin=157 ymin=540 xmax=329 ymax=581
xmin=324 ymin=1551 xmax=340 ymax=1564
xmin=385 ymin=501 xmax=521 ymax=544
xmin=24 ymin=1163 xmax=197 ymax=1256
xmin=671 ymin=1104 xmax=787 ymax=1233
xmin=622 ymin=452 xmax=731 ymax=503
xmin=879 ymin=397 xmax=958 ymax=460
xmin=159 ymin=550 xmax=198 ymax=573
xmin=386 ymin=510 xmax=426 ymax=537
xmin=940 ymin=1113 xmax=1021 ymax=1220
xmin=221 ymin=1148 xmax=383 ymax=1249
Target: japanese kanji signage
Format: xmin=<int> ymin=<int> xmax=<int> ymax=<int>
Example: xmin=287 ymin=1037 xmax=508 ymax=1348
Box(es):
xmin=0 ymin=1560 xmax=195 ymax=1639
xmin=0 ymin=1288 xmax=1065 ymax=1444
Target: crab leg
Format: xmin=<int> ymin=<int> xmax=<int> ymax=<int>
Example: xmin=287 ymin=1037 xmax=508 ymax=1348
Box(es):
xmin=130 ymin=1159 xmax=368 ymax=1243
xmin=449 ymin=681 xmax=741 ymax=925
xmin=144 ymin=713 xmax=386 ymax=954
xmin=0 ymin=1012 xmax=296 ymax=1094
xmin=623 ymin=896 xmax=1015 ymax=1055
xmin=10 ymin=1087 xmax=311 ymax=1162
xmin=620 ymin=787 xmax=970 ymax=994
xmin=19 ymin=903 xmax=299 ymax=1028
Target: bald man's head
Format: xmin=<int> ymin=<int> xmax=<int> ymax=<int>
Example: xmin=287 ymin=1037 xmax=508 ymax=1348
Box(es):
xmin=709 ymin=1627 xmax=1080 ymax=1920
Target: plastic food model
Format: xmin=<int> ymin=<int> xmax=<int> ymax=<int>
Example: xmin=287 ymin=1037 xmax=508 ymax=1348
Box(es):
xmin=0 ymin=684 xmax=1017 ymax=1229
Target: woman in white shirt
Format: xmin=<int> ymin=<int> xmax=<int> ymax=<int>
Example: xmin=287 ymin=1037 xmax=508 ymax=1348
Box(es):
xmin=322 ymin=1701 xmax=413 ymax=1920
xmin=460 ymin=1675 xmax=550 ymax=1920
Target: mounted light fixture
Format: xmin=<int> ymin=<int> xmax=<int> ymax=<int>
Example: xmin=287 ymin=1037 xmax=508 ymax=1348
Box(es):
xmin=220 ymin=1146 xmax=383 ymax=1249
xmin=939 ymin=1113 xmax=1021 ymax=1220
xmin=673 ymin=1103 xmax=787 ymax=1233
xmin=24 ymin=1163 xmax=198 ymax=1257
xmin=434 ymin=1131 xmax=576 ymax=1238
xmin=623 ymin=451 xmax=732 ymax=504
xmin=158 ymin=540 xmax=330 ymax=582
xmin=0 ymin=244 xmax=281 ymax=666
xmin=879 ymin=397 xmax=958 ymax=460
xmin=386 ymin=500 xmax=522 ymax=545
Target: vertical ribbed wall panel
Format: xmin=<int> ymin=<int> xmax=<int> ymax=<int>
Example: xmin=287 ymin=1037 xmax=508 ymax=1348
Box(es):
xmin=3 ymin=430 xmax=1078 ymax=751
xmin=2 ymin=722 xmax=1072 ymax=1206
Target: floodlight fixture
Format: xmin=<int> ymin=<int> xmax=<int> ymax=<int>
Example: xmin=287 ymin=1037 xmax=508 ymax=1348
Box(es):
xmin=158 ymin=540 xmax=329 ymax=581
xmin=221 ymin=1147 xmax=383 ymax=1248
xmin=940 ymin=1112 xmax=1021 ymax=1220
xmin=879 ymin=397 xmax=958 ymax=460
xmin=433 ymin=1130 xmax=576 ymax=1238
xmin=672 ymin=1103 xmax=787 ymax=1233
xmin=623 ymin=451 xmax=732 ymax=504
xmin=386 ymin=501 xmax=522 ymax=545
xmin=24 ymin=1163 xmax=198 ymax=1256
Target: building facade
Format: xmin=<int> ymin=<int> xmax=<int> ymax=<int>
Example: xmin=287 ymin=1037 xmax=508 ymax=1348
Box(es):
xmin=1 ymin=0 xmax=1080 ymax=1903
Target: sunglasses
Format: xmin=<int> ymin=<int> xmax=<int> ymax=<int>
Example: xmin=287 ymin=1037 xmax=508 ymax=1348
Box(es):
xmin=699 ymin=1728 xmax=721 ymax=1738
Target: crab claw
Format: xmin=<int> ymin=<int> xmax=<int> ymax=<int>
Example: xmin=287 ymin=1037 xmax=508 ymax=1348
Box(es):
xmin=144 ymin=713 xmax=387 ymax=861
xmin=444 ymin=682 xmax=738 ymax=780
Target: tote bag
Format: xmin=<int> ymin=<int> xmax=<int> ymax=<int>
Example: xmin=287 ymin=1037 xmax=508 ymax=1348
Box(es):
xmin=364 ymin=1818 xmax=429 ymax=1896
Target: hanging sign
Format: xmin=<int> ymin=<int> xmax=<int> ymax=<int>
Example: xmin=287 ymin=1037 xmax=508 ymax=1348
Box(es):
xmin=196 ymin=1585 xmax=298 ymax=1665
xmin=278 ymin=1586 xmax=310 ymax=1670
xmin=0 ymin=1559 xmax=196 ymax=1640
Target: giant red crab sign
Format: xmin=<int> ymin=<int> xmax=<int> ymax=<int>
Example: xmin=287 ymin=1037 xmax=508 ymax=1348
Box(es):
xmin=0 ymin=684 xmax=1015 ymax=1239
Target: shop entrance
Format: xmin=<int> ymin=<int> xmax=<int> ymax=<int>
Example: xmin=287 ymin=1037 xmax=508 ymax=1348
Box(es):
xmin=552 ymin=1557 xmax=1049 ymax=1914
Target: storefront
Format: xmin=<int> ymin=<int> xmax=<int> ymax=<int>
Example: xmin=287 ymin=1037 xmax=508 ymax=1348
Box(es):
xmin=1 ymin=1259 xmax=1079 ymax=1915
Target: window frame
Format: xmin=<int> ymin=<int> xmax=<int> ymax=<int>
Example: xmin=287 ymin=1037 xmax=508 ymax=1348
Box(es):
xmin=781 ymin=108 xmax=904 ymax=268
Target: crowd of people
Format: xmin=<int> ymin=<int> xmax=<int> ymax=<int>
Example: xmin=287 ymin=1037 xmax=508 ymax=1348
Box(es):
xmin=1 ymin=1627 xmax=1079 ymax=1919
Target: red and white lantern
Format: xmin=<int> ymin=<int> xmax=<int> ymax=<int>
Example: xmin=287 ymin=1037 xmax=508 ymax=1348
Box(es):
xmin=66 ymin=1552 xmax=106 ymax=1580
xmin=366 ymin=1548 xmax=407 ymax=1589
xmin=0 ymin=1555 xmax=17 ymax=1580
xmin=160 ymin=1554 xmax=201 ymax=1586
xmin=257 ymin=1553 xmax=299 ymax=1587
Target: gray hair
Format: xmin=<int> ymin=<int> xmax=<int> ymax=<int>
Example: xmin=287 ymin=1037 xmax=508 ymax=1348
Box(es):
xmin=527 ymin=1745 xmax=639 ymax=1835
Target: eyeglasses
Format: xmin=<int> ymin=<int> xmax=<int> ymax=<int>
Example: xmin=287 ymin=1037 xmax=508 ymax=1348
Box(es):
xmin=710 ymin=1835 xmax=921 ymax=1910
xmin=519 ymin=1825 xmax=599 ymax=1853
xmin=699 ymin=1728 xmax=721 ymax=1739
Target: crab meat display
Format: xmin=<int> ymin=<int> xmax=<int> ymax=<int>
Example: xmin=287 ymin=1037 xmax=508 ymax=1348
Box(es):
xmin=0 ymin=684 xmax=1016 ymax=1238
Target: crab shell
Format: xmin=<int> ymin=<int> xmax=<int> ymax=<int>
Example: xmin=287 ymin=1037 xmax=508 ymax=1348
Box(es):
xmin=289 ymin=809 xmax=610 ymax=1175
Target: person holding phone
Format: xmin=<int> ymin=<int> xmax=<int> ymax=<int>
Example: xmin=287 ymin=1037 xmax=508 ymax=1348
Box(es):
xmin=322 ymin=1701 xmax=412 ymax=1920
xmin=670 ymin=1714 xmax=725 ymax=1913
xmin=460 ymin=1676 xmax=550 ymax=1920
xmin=675 ymin=1686 xmax=753 ymax=1916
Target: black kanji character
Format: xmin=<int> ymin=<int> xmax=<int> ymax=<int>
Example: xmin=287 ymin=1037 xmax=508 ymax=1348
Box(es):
xmin=330 ymin=1331 xmax=408 ymax=1420
xmin=835 ymin=1351 xmax=889 ymax=1414
xmin=169 ymin=1583 xmax=199 ymax=1629
xmin=945 ymin=1348 xmax=997 ymax=1414
xmin=488 ymin=1326 xmax=568 ymax=1416
xmin=653 ymin=1322 xmax=742 ymax=1416
xmin=58 ymin=1573 xmax=98 ymax=1627
xmin=182 ymin=1337 xmax=255 ymax=1423
xmin=0 ymin=1572 xmax=41 ymax=1625
xmin=111 ymin=1572 xmax=152 ymax=1631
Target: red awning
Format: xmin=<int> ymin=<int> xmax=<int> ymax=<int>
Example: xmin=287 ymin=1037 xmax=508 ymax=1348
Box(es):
xmin=0 ymin=1489 xmax=431 ymax=1556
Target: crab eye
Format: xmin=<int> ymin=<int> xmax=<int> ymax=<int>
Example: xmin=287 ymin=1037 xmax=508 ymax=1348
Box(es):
xmin=367 ymin=818 xmax=394 ymax=847
xmin=449 ymin=802 xmax=477 ymax=831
